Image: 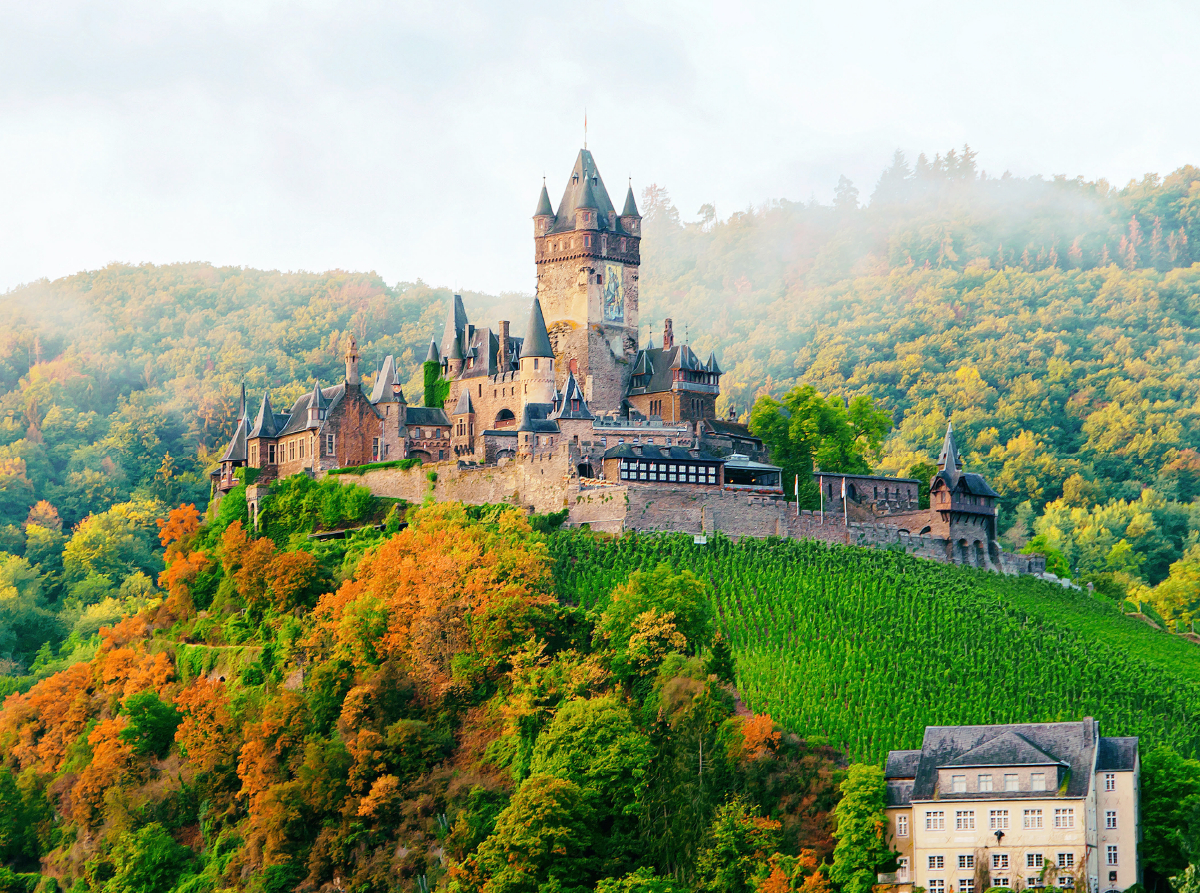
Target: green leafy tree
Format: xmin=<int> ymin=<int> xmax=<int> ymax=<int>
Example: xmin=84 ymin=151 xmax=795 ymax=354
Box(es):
xmin=104 ymin=823 xmax=192 ymax=893
xmin=905 ymin=461 xmax=938 ymax=510
xmin=1141 ymin=746 xmax=1200 ymax=888
xmin=119 ymin=692 xmax=182 ymax=758
xmin=693 ymin=796 xmax=781 ymax=893
xmin=750 ymin=386 xmax=891 ymax=507
xmin=829 ymin=764 xmax=895 ymax=893
xmin=472 ymin=774 xmax=597 ymax=893
xmin=593 ymin=868 xmax=684 ymax=892
xmin=595 ymin=564 xmax=712 ymax=681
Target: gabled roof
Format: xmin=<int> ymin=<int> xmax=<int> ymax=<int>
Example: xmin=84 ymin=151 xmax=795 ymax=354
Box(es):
xmin=621 ymin=184 xmax=640 ymax=218
xmin=933 ymin=469 xmax=1000 ymax=499
xmin=522 ymin=297 xmax=554 ymax=358
xmin=603 ymin=444 xmax=722 ymax=463
xmin=885 ymin=750 xmax=922 ymax=779
xmin=669 ymin=344 xmax=703 ymax=372
xmin=627 ymin=344 xmax=717 ymax=396
xmin=552 ymin=372 xmax=594 ymax=420
xmin=249 ymin=393 xmax=279 ymax=439
xmin=277 ymin=383 xmax=362 ymax=437
xmin=405 ymin=407 xmax=450 ymax=427
xmin=901 ymin=719 xmax=1101 ymax=801
xmin=453 ymin=389 xmax=474 ymax=415
xmin=518 ymin=402 xmax=560 ymax=434
xmin=424 ymin=337 xmax=440 ymax=364
xmin=633 ymin=351 xmax=654 ymax=376
xmin=1096 ymin=736 xmax=1139 ymax=772
xmin=943 ymin=730 xmax=1065 ymax=768
xmin=370 ymin=356 xmax=398 ymax=403
xmin=534 ymin=181 xmax=554 ymax=217
xmin=704 ymin=419 xmax=760 ymax=442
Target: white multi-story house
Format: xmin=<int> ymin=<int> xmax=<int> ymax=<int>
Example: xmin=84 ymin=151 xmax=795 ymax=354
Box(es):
xmin=880 ymin=719 xmax=1139 ymax=893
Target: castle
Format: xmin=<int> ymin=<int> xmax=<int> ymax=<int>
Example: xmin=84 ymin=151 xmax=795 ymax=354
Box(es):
xmin=211 ymin=146 xmax=1043 ymax=577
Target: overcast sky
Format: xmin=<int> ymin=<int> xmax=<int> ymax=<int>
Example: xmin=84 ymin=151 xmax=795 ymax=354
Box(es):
xmin=2 ymin=0 xmax=1197 ymax=296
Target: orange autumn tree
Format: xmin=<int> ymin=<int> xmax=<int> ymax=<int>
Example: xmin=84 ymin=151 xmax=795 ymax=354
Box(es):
xmin=219 ymin=519 xmax=321 ymax=613
xmin=308 ymin=502 xmax=556 ymax=694
xmin=156 ymin=503 xmax=211 ymax=620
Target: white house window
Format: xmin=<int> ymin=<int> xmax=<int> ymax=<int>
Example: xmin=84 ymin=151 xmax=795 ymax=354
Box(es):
xmin=326 ymin=434 xmax=335 ymax=455
xmin=929 ymin=882 xmax=945 ymax=893
xmin=1028 ymin=878 xmax=1043 ymax=889
xmin=990 ymin=809 xmax=1010 ymax=830
xmin=955 ymin=810 xmax=975 ymax=830
xmin=1059 ymin=854 xmax=1075 ymax=869
xmin=1059 ymin=879 xmax=1075 ymax=888
xmin=1031 ymin=772 xmax=1047 ymax=791
xmin=1028 ymin=854 xmax=1044 ymax=869
xmin=994 ymin=879 xmax=1010 ymax=888
xmin=1105 ymin=810 xmax=1117 ymax=829
xmin=925 ymin=811 xmax=945 ymax=831
xmin=1005 ymin=774 xmax=1019 ymax=791
xmin=897 ymin=858 xmax=909 ymax=881
xmin=1024 ymin=808 xmax=1043 ymax=829
xmin=1106 ymin=846 xmax=1118 ymax=866
xmin=959 ymin=856 xmax=975 ymax=870
xmin=929 ymin=856 xmax=945 ymax=870
xmin=979 ymin=774 xmax=993 ymax=792
xmin=896 ymin=815 xmax=908 ymax=837
xmin=1104 ymin=773 xmax=1116 ymax=791
xmin=951 ymin=775 xmax=967 ymax=793
xmin=961 ymin=879 xmax=975 ymax=893
xmin=1055 ymin=808 xmax=1075 ymax=829
xmin=993 ymin=855 xmax=1010 ymax=870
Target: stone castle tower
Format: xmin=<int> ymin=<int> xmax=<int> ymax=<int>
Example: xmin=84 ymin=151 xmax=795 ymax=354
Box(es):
xmin=533 ymin=149 xmax=642 ymax=415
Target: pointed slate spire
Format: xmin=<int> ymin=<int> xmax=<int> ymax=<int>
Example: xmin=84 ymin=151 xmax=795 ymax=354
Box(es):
xmin=534 ymin=180 xmax=554 ymax=217
xmin=311 ymin=379 xmax=326 ymax=411
xmin=522 ymin=297 xmax=554 ymax=358
xmin=440 ymin=294 xmax=468 ymax=362
xmin=937 ymin=423 xmax=963 ymax=471
xmin=238 ymin=382 xmax=247 ymax=421
xmin=552 ymin=371 xmax=594 ymax=420
xmin=249 ymin=392 xmax=278 ymax=439
xmin=575 ymin=172 xmax=598 ymax=210
xmin=706 ymin=351 xmax=722 ymax=375
xmin=453 ymin=388 xmax=474 ymax=415
xmin=370 ymin=356 xmax=398 ymax=403
xmin=621 ymin=183 xmax=639 ymax=217
xmin=424 ymin=336 xmax=440 ymax=364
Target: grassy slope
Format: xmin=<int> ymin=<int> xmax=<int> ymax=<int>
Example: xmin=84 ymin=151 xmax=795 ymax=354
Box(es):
xmin=549 ymin=531 xmax=1200 ymax=763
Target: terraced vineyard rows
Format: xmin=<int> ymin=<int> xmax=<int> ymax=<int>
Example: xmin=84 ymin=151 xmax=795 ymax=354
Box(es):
xmin=549 ymin=531 xmax=1200 ymax=763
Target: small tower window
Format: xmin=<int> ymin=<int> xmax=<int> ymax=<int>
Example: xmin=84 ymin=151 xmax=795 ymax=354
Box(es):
xmin=534 ymin=358 xmax=539 ymax=370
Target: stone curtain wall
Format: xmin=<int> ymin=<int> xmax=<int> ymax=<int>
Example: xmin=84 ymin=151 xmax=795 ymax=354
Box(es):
xmin=347 ymin=447 xmax=575 ymax=514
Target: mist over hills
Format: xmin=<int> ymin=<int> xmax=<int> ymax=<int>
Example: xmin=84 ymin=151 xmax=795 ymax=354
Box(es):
xmin=3 ymin=147 xmax=1200 ymax=617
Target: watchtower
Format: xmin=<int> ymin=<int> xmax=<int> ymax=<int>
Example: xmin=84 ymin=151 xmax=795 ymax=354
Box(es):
xmin=533 ymin=149 xmax=642 ymax=415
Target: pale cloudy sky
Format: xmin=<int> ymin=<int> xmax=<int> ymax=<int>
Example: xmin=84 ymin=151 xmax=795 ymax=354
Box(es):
xmin=1 ymin=0 xmax=1197 ymax=296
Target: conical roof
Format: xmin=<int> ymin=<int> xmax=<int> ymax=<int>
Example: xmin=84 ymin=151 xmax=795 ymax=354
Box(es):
xmin=622 ymin=184 xmax=639 ymax=217
xmin=550 ymin=149 xmax=616 ymax=232
xmin=370 ymin=356 xmax=397 ymax=403
xmin=424 ymin=336 xmax=440 ymax=364
xmin=706 ymin=351 xmax=722 ymax=375
xmin=534 ymin=181 xmax=554 ymax=217
xmin=310 ymin=379 xmax=326 ymax=411
xmin=937 ymin=423 xmax=963 ymax=471
xmin=453 ymin=389 xmax=474 ymax=415
xmin=440 ymin=294 xmax=468 ymax=362
xmin=249 ymin=392 xmax=278 ymax=438
xmin=447 ymin=331 xmax=464 ymax=361
xmin=238 ymin=382 xmax=247 ymax=421
xmin=219 ymin=415 xmax=248 ymax=462
xmin=522 ymin=297 xmax=554 ymax=358
xmin=575 ymin=173 xmax=598 ymax=211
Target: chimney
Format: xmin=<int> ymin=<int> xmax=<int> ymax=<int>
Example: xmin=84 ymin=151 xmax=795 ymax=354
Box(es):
xmin=499 ymin=320 xmax=510 ymax=370
xmin=663 ymin=318 xmax=675 ymax=350
xmin=345 ymin=335 xmax=360 ymax=386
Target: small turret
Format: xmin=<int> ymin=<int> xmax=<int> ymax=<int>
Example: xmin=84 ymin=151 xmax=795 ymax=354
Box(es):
xmin=574 ymin=174 xmax=599 ymax=231
xmin=520 ymin=297 xmax=556 ymax=404
xmin=345 ymin=335 xmax=360 ymax=386
xmin=447 ymin=329 xmax=465 ymax=378
xmin=620 ymin=181 xmax=641 ymax=235
xmin=937 ymin=423 xmax=963 ymax=473
xmin=249 ymin=392 xmax=278 ymax=439
xmin=424 ymin=336 xmax=440 ymax=364
xmin=534 ymin=180 xmax=554 ymax=235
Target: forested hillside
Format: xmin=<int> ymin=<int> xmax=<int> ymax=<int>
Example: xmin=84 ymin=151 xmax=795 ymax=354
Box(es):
xmin=2 ymin=496 xmax=1199 ymax=893
xmin=4 ymin=150 xmax=1200 ymax=677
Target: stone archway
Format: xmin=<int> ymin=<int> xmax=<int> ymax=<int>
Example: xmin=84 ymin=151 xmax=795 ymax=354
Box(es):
xmin=973 ymin=540 xmax=986 ymax=568
xmin=578 ymin=462 xmax=596 ymax=478
xmin=494 ymin=408 xmax=517 ymax=429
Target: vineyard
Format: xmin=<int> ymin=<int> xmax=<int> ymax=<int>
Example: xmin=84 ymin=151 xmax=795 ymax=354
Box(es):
xmin=549 ymin=531 xmax=1200 ymax=763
